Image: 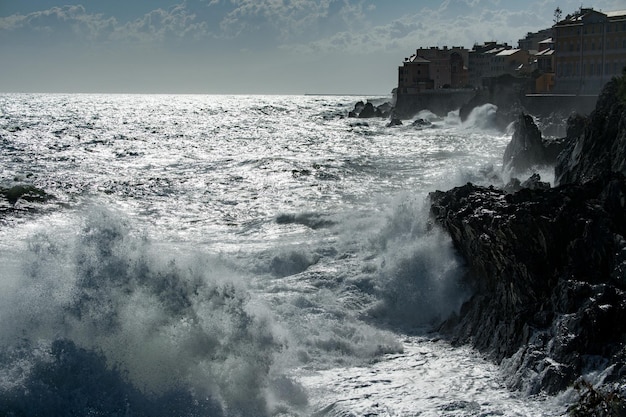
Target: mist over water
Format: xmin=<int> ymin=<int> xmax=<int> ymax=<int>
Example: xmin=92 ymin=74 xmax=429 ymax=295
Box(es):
xmin=0 ymin=94 xmax=565 ymax=416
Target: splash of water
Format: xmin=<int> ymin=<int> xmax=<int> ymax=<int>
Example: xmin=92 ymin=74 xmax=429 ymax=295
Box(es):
xmin=0 ymin=207 xmax=304 ymax=416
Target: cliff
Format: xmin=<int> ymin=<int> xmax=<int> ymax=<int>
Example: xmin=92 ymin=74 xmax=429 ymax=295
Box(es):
xmin=429 ymin=76 xmax=626 ymax=412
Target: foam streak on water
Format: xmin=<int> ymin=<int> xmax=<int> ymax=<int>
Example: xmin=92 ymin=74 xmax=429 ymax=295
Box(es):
xmin=0 ymin=94 xmax=566 ymax=416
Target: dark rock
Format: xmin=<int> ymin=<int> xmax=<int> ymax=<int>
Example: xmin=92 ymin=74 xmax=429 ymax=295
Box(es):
xmin=0 ymin=184 xmax=52 ymax=205
xmin=358 ymin=102 xmax=377 ymax=118
xmin=376 ymin=102 xmax=393 ymax=118
xmin=349 ymin=100 xmax=393 ymax=119
xmin=503 ymin=113 xmax=547 ymax=173
xmin=520 ymin=173 xmax=550 ymax=190
xmin=411 ymin=118 xmax=431 ymax=127
xmin=349 ymin=122 xmax=369 ymax=128
xmin=430 ymin=172 xmax=626 ymax=394
xmin=348 ymin=101 xmax=365 ymax=118
xmin=386 ymin=118 xmax=403 ymax=127
xmin=556 ymin=78 xmax=626 ymax=186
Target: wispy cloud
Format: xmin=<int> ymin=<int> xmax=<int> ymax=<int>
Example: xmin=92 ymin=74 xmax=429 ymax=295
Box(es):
xmin=0 ymin=4 xmax=211 ymax=46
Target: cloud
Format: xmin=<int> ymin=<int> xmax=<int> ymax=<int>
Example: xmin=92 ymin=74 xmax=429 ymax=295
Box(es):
xmin=0 ymin=4 xmax=211 ymax=46
xmin=112 ymin=5 xmax=210 ymax=43
xmin=284 ymin=3 xmax=553 ymax=56
xmin=0 ymin=5 xmax=117 ymax=43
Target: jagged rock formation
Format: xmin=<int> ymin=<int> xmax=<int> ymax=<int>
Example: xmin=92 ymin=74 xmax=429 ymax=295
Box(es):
xmin=430 ymin=77 xmax=626 ymax=402
xmin=348 ymin=101 xmax=392 ymax=118
xmin=504 ymin=112 xmax=593 ymax=175
xmin=503 ymin=113 xmax=546 ymax=173
xmin=556 ymin=79 xmax=626 ymax=185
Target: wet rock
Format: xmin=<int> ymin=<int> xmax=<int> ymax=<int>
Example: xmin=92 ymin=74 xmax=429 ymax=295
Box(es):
xmin=386 ymin=118 xmax=402 ymax=127
xmin=430 ymin=172 xmax=626 ymax=394
xmin=520 ymin=173 xmax=550 ymax=190
xmin=556 ymin=78 xmax=626 ymax=186
xmin=348 ymin=101 xmax=365 ymax=118
xmin=412 ymin=118 xmax=431 ymax=127
xmin=358 ymin=102 xmax=377 ymax=118
xmin=503 ymin=113 xmax=546 ymax=173
xmin=348 ymin=100 xmax=393 ymax=119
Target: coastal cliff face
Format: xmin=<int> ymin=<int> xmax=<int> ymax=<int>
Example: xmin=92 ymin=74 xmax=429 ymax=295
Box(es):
xmin=429 ymin=77 xmax=626 ymax=404
xmin=556 ymin=79 xmax=626 ymax=186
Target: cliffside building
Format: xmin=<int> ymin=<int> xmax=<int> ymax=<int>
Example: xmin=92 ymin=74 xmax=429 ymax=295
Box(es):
xmin=492 ymin=49 xmax=531 ymax=77
xmin=415 ymin=46 xmax=469 ymax=88
xmin=553 ymin=8 xmax=626 ymax=94
xmin=468 ymin=42 xmax=512 ymax=87
xmin=397 ymin=55 xmax=434 ymax=94
xmin=519 ymin=28 xmax=554 ymax=52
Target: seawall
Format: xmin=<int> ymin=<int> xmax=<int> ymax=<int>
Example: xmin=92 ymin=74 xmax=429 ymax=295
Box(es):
xmin=393 ymin=90 xmax=476 ymax=118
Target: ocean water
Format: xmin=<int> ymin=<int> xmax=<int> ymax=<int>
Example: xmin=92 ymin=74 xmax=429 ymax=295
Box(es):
xmin=0 ymin=94 xmax=568 ymax=416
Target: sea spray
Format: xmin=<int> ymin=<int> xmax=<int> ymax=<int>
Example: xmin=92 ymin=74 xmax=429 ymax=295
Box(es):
xmin=367 ymin=192 xmax=470 ymax=328
xmin=0 ymin=207 xmax=305 ymax=416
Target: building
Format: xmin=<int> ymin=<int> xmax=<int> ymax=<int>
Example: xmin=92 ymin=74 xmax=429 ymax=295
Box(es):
xmin=553 ymin=8 xmax=626 ymax=94
xmin=397 ymin=55 xmax=434 ymax=95
xmin=519 ymin=28 xmax=554 ymax=52
xmin=535 ymin=38 xmax=555 ymax=72
xmin=492 ymin=49 xmax=531 ymax=76
xmin=468 ymin=42 xmax=512 ymax=87
xmin=415 ymin=46 xmax=469 ymax=89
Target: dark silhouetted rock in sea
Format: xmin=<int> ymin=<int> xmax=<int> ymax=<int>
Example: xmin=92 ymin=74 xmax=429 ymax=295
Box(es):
xmin=0 ymin=183 xmax=55 ymax=218
xmin=503 ymin=113 xmax=546 ymax=173
xmin=348 ymin=100 xmax=392 ymax=119
xmin=412 ymin=118 xmax=431 ymax=127
xmin=386 ymin=118 xmax=402 ymax=127
xmin=348 ymin=101 xmax=365 ymax=118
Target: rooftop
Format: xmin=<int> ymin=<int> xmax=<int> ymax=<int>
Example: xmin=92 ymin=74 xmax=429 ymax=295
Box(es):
xmin=496 ymin=48 xmax=522 ymax=56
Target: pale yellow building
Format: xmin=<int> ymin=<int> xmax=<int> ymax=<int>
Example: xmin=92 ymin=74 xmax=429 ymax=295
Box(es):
xmin=554 ymin=8 xmax=626 ymax=94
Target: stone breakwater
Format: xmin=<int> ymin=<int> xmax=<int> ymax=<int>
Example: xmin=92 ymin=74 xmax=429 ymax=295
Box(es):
xmin=429 ymin=77 xmax=626 ymax=408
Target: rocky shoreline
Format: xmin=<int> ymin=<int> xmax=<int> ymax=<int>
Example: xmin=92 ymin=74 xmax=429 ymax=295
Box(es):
xmin=429 ymin=76 xmax=626 ymax=414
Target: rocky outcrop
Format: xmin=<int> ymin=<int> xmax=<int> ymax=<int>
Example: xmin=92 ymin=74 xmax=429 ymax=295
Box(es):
xmin=504 ymin=111 xmax=595 ymax=175
xmin=503 ymin=113 xmax=547 ymax=173
xmin=556 ymin=78 xmax=626 ymax=186
xmin=430 ymin=76 xmax=626 ymax=401
xmin=348 ymin=101 xmax=392 ymax=118
xmin=431 ymin=173 xmax=626 ymax=394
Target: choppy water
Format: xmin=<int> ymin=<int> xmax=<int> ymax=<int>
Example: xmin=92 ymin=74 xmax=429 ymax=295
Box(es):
xmin=0 ymin=93 xmax=568 ymax=416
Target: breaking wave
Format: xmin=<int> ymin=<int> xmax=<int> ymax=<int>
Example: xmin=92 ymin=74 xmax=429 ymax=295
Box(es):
xmin=0 ymin=207 xmax=303 ymax=417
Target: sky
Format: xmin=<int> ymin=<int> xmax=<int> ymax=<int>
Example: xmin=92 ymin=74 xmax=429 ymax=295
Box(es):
xmin=0 ymin=0 xmax=624 ymax=94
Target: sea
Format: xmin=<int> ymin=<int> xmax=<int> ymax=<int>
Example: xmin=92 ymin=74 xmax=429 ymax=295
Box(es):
xmin=0 ymin=93 xmax=573 ymax=416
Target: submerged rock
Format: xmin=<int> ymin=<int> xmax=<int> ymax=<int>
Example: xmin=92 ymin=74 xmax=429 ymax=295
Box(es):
xmin=0 ymin=183 xmax=54 ymax=216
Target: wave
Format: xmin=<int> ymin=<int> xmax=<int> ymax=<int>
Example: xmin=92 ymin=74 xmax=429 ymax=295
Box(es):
xmin=0 ymin=207 xmax=304 ymax=417
xmin=365 ymin=193 xmax=471 ymax=329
